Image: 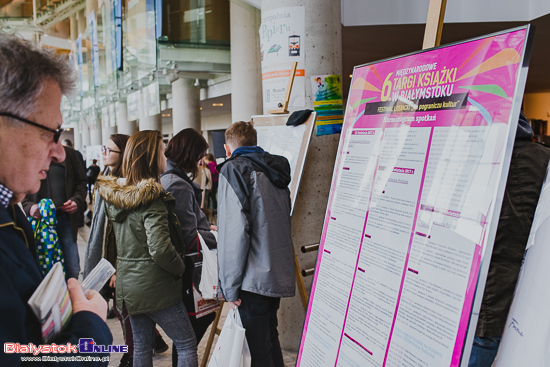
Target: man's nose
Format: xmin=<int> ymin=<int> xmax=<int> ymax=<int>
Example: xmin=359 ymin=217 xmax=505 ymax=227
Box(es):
xmin=51 ymin=140 xmax=66 ymax=163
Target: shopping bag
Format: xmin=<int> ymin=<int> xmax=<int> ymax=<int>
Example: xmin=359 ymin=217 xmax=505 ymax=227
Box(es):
xmin=208 ymin=307 xmax=251 ymax=367
xmin=198 ymin=231 xmax=219 ymax=299
xmin=29 ymin=198 xmax=65 ymax=276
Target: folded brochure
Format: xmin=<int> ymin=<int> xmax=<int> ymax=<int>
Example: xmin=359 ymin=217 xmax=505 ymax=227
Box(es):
xmin=28 ymin=259 xmax=115 ymax=343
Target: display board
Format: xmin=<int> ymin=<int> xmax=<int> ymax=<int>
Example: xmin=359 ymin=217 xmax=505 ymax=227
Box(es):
xmin=495 ymin=163 xmax=550 ymax=366
xmin=298 ymin=26 xmax=533 ymax=367
xmin=251 ymin=112 xmax=316 ymax=213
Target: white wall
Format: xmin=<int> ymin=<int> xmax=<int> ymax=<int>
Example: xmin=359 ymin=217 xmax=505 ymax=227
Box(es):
xmin=342 ymin=0 xmax=548 ymax=26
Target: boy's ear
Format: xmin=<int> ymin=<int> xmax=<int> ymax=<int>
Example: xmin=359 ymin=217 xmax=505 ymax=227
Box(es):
xmin=224 ymin=144 xmax=232 ymax=158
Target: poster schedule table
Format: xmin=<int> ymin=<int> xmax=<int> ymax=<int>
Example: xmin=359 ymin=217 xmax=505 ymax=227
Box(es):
xmin=298 ymin=27 xmax=532 ymax=367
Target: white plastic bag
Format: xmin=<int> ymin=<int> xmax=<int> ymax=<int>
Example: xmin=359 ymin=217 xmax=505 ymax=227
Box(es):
xmin=199 ymin=231 xmax=219 ymax=299
xmin=208 ymin=308 xmax=251 ymax=367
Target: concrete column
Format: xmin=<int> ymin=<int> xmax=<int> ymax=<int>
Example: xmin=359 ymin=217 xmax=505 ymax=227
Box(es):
xmin=260 ymin=0 xmax=342 ymax=353
xmin=69 ymin=14 xmax=77 ymax=41
xmin=81 ymin=118 xmax=90 ymax=149
xmin=116 ymin=101 xmax=137 ymax=135
xmin=77 ymin=10 xmax=86 ymax=35
xmin=138 ymin=90 xmax=163 ymax=131
xmin=102 ymin=124 xmax=117 ymax=145
xmin=230 ymin=1 xmax=263 ymax=122
xmin=171 ymin=78 xmax=201 ymax=133
xmin=85 ymin=0 xmax=98 ymax=18
xmin=139 ymin=114 xmax=162 ymax=131
xmin=89 ymin=114 xmax=102 ymax=145
xmin=73 ymin=124 xmax=82 ymax=151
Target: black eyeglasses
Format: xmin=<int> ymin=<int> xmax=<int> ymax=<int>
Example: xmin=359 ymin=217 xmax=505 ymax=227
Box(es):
xmin=102 ymin=145 xmax=121 ymax=154
xmin=0 ymin=112 xmax=63 ymax=144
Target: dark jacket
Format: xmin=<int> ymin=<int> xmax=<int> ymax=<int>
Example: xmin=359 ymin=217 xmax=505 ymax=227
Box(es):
xmin=0 ymin=204 xmax=112 ymax=366
xmin=217 ymin=146 xmax=296 ymax=302
xmin=22 ymin=146 xmax=87 ymax=242
xmin=96 ymin=176 xmax=186 ymax=315
xmin=476 ymin=117 xmax=550 ymax=337
xmin=161 ymin=160 xmax=217 ymax=252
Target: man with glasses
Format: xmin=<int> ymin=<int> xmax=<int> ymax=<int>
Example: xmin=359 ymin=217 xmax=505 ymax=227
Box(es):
xmin=0 ymin=35 xmax=111 ymax=365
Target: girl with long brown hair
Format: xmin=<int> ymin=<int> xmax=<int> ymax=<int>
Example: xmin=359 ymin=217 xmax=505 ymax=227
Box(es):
xmin=95 ymin=130 xmax=197 ymax=367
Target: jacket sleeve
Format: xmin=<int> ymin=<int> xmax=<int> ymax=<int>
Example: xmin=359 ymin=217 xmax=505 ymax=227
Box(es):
xmin=68 ymin=148 xmax=88 ymax=212
xmin=143 ymin=199 xmax=186 ymax=277
xmin=161 ymin=174 xmax=200 ymax=252
xmin=217 ymin=173 xmax=250 ymax=302
xmin=83 ymin=194 xmax=107 ymax=278
xmin=21 ymin=194 xmax=38 ymax=216
xmin=0 ymin=252 xmax=112 ymax=366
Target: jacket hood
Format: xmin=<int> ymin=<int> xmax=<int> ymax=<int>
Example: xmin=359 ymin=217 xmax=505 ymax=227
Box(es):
xmin=516 ymin=111 xmax=534 ymax=141
xmin=219 ymin=146 xmax=291 ymax=189
xmin=95 ymin=175 xmax=165 ymax=222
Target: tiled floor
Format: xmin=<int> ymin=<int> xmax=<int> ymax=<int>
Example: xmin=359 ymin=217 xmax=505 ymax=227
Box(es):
xmin=77 ymin=224 xmax=297 ymax=366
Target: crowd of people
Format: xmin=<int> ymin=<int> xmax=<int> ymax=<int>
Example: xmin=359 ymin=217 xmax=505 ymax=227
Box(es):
xmin=0 ymin=35 xmax=295 ymax=367
xmin=2 ymin=30 xmax=545 ymax=367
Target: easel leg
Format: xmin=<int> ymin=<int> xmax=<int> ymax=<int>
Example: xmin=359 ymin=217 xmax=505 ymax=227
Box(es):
xmin=200 ymin=301 xmax=225 ymax=367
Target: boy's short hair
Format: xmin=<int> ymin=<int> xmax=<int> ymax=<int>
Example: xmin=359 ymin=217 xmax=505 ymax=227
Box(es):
xmin=225 ymin=121 xmax=257 ymax=148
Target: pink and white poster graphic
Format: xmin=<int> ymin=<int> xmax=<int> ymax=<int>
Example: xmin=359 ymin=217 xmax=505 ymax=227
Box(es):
xmin=298 ymin=27 xmax=531 ymax=367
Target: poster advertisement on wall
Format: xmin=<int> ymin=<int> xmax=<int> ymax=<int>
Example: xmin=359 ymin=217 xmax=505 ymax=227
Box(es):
xmin=298 ymin=26 xmax=532 ymax=367
xmin=259 ymin=6 xmax=305 ymax=112
xmin=310 ymin=74 xmax=344 ymax=136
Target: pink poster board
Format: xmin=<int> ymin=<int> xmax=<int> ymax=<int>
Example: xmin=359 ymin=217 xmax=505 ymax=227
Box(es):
xmin=298 ymin=26 xmax=533 ymax=367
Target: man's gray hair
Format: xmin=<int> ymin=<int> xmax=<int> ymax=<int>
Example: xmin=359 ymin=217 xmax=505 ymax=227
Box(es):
xmin=0 ymin=35 xmax=75 ymax=117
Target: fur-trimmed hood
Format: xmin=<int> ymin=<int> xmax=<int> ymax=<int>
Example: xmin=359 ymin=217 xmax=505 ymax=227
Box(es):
xmin=95 ymin=175 xmax=165 ymax=222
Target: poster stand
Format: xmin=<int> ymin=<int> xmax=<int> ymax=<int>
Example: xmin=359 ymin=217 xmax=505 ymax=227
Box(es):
xmin=297 ymin=23 xmax=533 ymax=367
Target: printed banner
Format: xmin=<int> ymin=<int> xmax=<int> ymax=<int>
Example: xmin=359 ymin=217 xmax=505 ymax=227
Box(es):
xmin=298 ymin=27 xmax=532 ymax=367
xmin=260 ymin=6 xmax=305 ymax=112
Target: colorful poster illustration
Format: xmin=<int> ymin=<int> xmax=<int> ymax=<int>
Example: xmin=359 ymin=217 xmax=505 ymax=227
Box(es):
xmin=298 ymin=27 xmax=531 ymax=367
xmin=260 ymin=6 xmax=305 ymax=112
xmin=311 ymin=74 xmax=344 ymax=136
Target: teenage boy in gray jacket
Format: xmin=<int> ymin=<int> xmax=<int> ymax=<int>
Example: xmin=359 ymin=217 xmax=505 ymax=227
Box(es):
xmin=217 ymin=121 xmax=296 ymax=367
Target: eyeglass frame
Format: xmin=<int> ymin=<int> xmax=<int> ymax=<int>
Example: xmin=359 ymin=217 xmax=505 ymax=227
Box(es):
xmin=0 ymin=112 xmax=63 ymax=144
xmin=102 ymin=145 xmax=121 ymax=155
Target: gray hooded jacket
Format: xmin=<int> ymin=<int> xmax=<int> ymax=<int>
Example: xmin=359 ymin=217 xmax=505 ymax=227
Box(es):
xmin=217 ymin=147 xmax=296 ymax=301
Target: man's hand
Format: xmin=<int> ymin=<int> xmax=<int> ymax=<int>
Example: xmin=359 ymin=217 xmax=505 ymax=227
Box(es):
xmin=68 ymin=278 xmax=108 ymax=321
xmin=60 ymin=200 xmax=78 ymax=214
xmin=29 ymin=204 xmax=41 ymax=219
xmin=228 ymin=299 xmax=241 ymax=309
